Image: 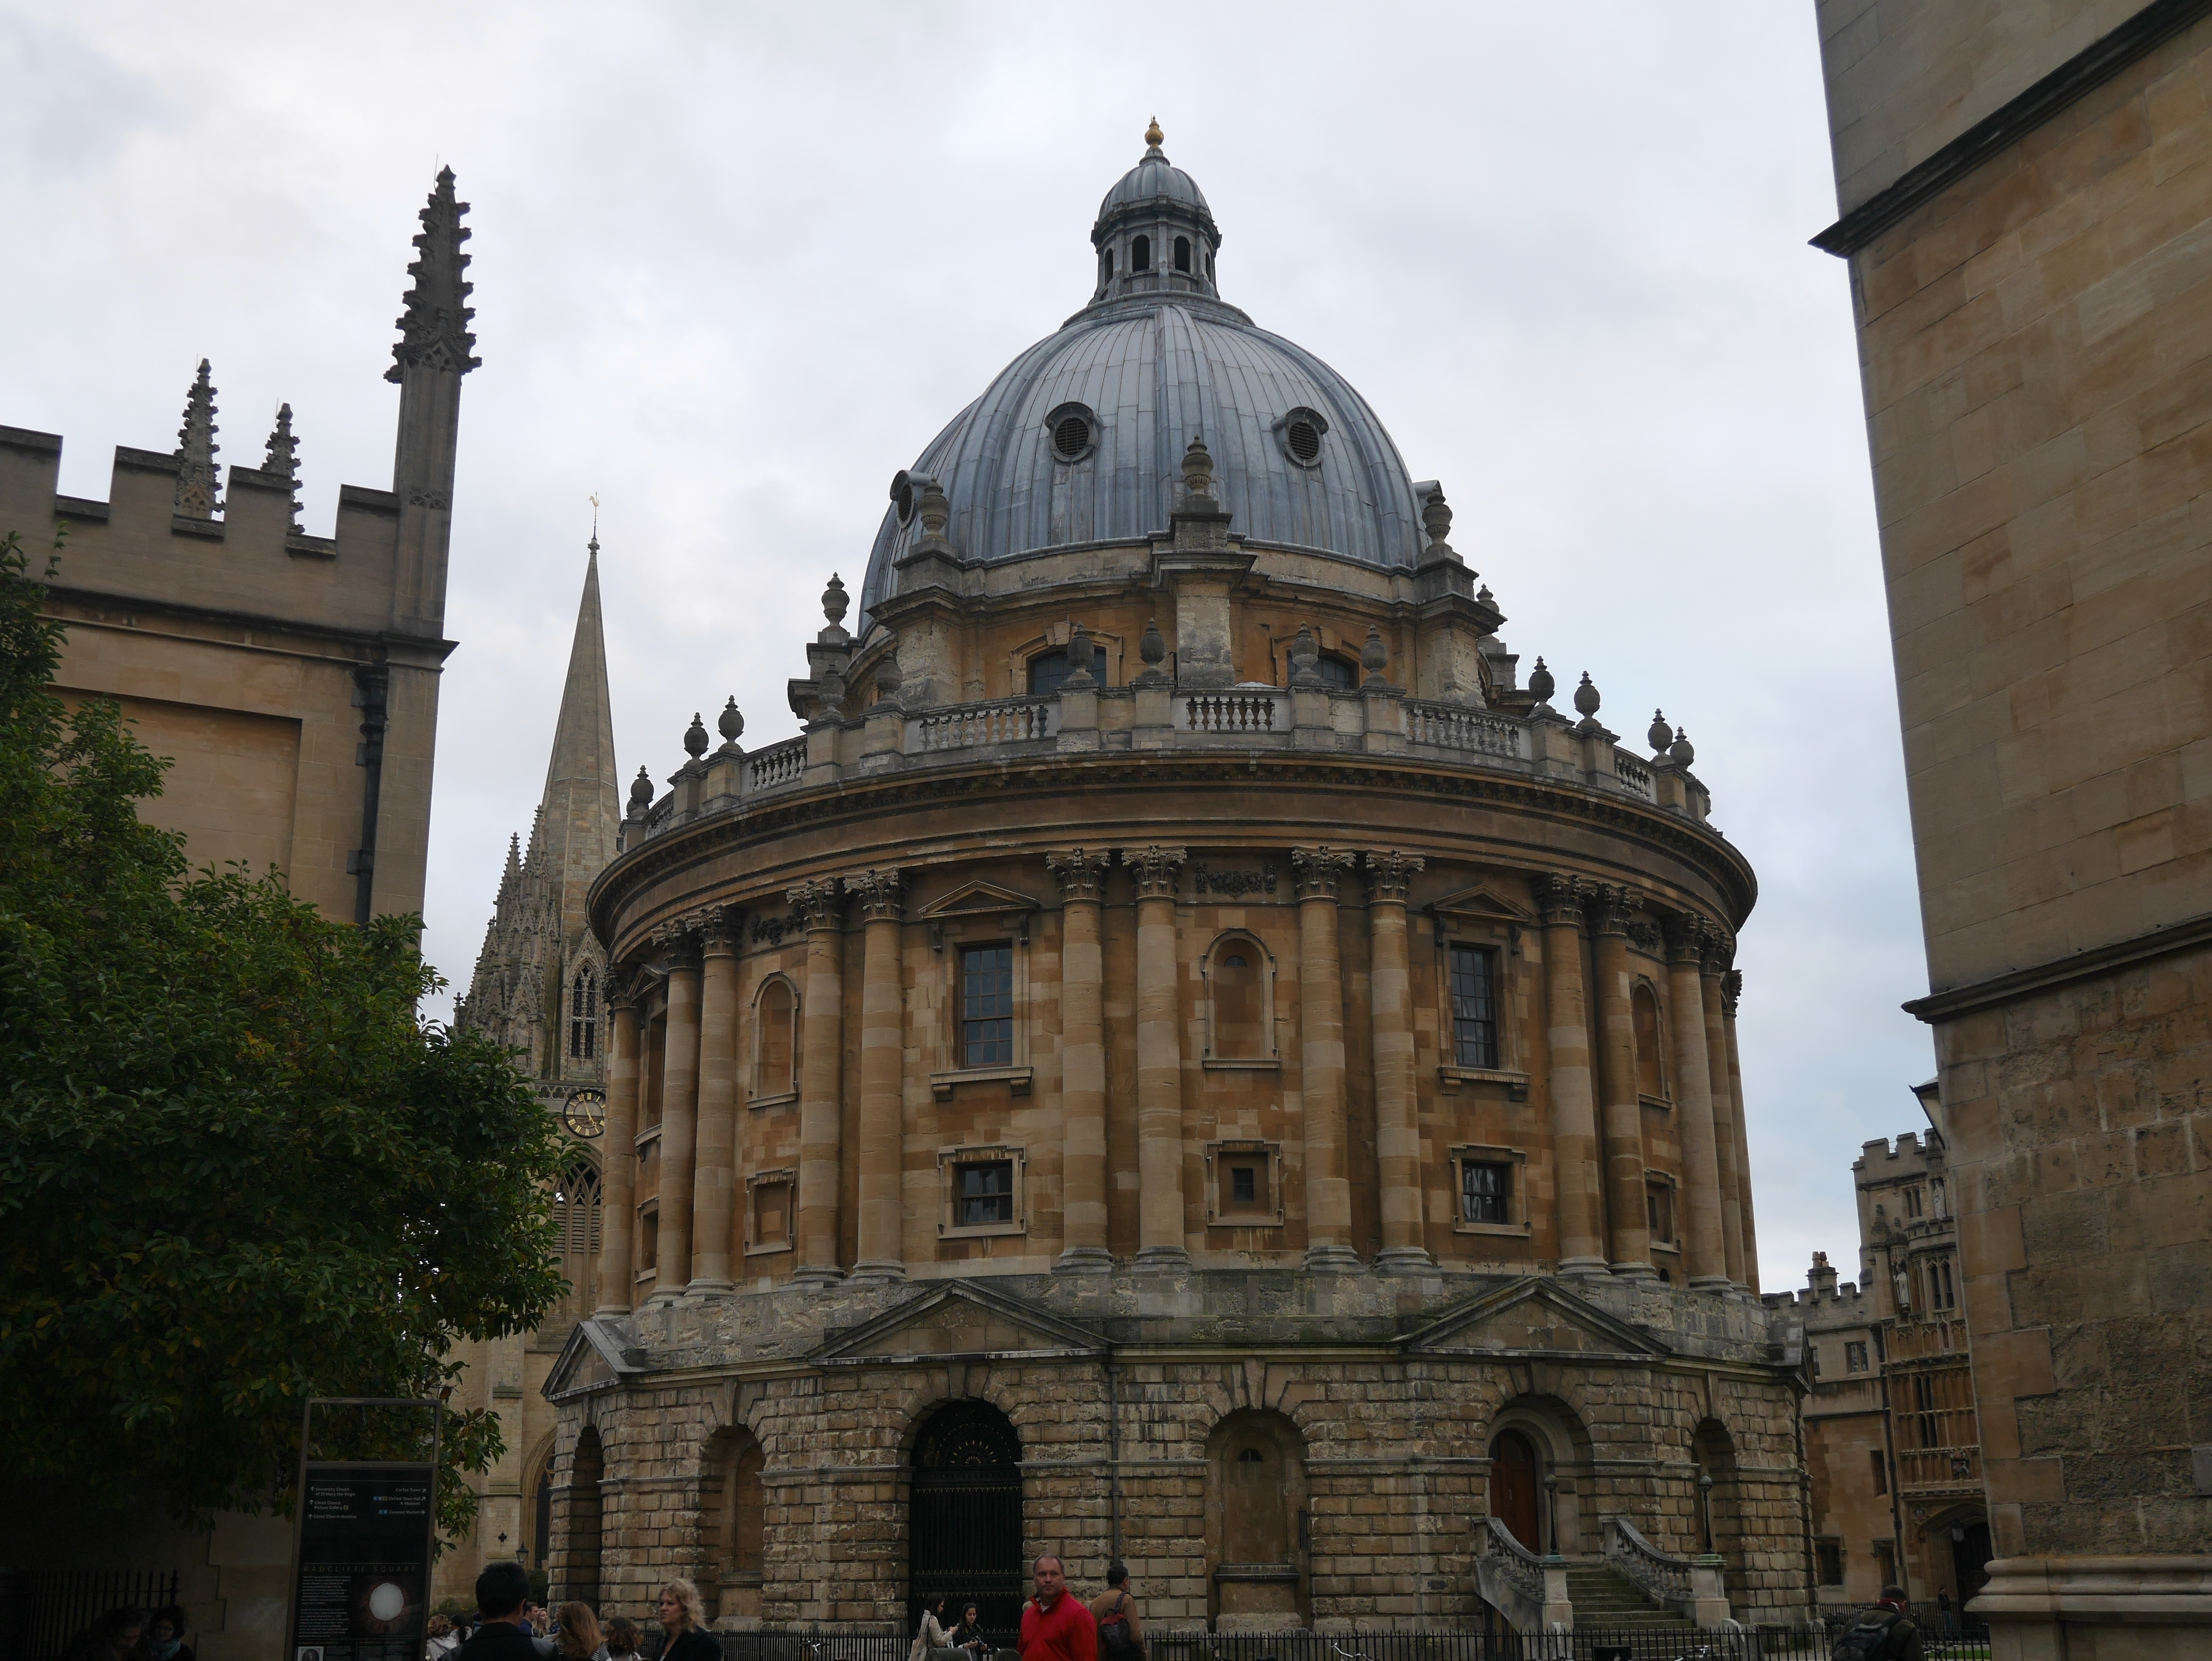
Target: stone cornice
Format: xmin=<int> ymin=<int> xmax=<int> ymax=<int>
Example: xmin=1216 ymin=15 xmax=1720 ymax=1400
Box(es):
xmin=1903 ymin=909 xmax=2212 ymax=1024
xmin=589 ymin=751 xmax=1757 ymax=954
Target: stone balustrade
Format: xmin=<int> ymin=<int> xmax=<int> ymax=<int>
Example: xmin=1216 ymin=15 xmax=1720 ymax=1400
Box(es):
xmin=623 ymin=682 xmax=1717 ymax=849
xmin=1603 ymin=1515 xmax=1731 ymax=1625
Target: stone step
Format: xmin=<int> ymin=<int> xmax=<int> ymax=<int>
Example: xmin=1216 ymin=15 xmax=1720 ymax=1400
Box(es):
xmin=1562 ymin=1565 xmax=1699 ymax=1630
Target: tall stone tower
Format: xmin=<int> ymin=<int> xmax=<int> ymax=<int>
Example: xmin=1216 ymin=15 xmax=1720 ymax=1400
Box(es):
xmin=447 ymin=536 xmax=622 ymax=1585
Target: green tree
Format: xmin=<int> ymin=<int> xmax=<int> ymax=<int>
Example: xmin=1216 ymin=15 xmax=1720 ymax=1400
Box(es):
xmin=0 ymin=530 xmax=566 ymax=1538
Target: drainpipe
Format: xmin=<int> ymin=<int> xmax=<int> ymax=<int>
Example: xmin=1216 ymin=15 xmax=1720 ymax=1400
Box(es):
xmin=349 ymin=664 xmax=390 ymax=924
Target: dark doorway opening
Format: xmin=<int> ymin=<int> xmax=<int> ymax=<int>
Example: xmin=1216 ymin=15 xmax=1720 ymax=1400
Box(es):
xmin=909 ymin=1400 xmax=1024 ymax=1639
xmin=1951 ymin=1517 xmax=1993 ymax=1604
xmin=1489 ymin=1429 xmax=1541 ymax=1551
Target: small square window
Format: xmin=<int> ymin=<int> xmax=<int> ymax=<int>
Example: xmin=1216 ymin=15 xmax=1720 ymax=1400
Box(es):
xmin=1646 ymin=1180 xmax=1675 ymax=1244
xmin=1449 ymin=944 xmax=1499 ymax=1069
xmin=1218 ymin=1156 xmax=1270 ymax=1217
xmin=956 ymin=1160 xmax=1014 ymax=1228
xmin=1204 ymin=1142 xmax=1283 ymax=1227
xmin=961 ymin=944 xmax=1014 ymax=1068
xmin=1461 ymin=1160 xmax=1511 ymax=1225
xmin=1845 ymin=1341 xmax=1870 ymax=1374
xmin=1816 ymin=1541 xmax=1844 ymax=1587
xmin=746 ymin=1171 xmax=796 ymax=1254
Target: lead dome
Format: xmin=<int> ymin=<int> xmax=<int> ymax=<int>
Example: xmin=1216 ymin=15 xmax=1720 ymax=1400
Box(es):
xmin=860 ymin=126 xmax=1429 ymax=625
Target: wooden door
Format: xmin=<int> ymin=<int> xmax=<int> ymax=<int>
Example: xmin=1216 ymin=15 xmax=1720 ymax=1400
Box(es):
xmin=1489 ymin=1429 xmax=1541 ymax=1550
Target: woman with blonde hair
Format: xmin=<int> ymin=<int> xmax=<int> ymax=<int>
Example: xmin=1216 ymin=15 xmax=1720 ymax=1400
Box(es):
xmin=554 ymin=1606 xmax=606 ymax=1661
xmin=653 ymin=1583 xmax=718 ymax=1661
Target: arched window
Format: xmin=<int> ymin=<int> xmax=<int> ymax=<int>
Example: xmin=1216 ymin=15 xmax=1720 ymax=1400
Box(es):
xmin=1211 ymin=944 xmax=1265 ymax=1059
xmin=703 ymin=1426 xmax=766 ymax=1619
xmin=569 ymin=966 xmax=598 ymax=1059
xmin=1027 ymin=645 xmax=1106 ymax=697
xmin=532 ymin=1444 xmax=556 ymax=1566
xmin=1101 ymin=247 xmax=1114 ymax=281
xmin=756 ymin=978 xmax=797 ymax=1098
xmin=1633 ymin=983 xmax=1665 ymax=1098
xmin=1317 ymin=655 xmax=1356 ymax=690
xmin=552 ymin=1160 xmax=602 ymax=1323
xmin=1132 ymin=234 xmax=1151 ymax=273
xmin=1174 ymin=235 xmax=1191 ymax=273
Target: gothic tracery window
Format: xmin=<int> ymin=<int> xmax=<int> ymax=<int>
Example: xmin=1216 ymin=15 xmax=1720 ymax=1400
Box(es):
xmin=570 ymin=966 xmax=598 ymax=1059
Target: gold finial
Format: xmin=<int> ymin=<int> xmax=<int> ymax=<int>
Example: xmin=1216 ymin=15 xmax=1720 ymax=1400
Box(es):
xmin=1145 ymin=116 xmax=1164 ymax=150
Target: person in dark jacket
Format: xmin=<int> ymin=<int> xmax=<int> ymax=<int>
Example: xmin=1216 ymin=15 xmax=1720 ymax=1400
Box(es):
xmin=146 ymin=1606 xmax=195 ymax=1661
xmin=453 ymin=1566 xmax=545 ymax=1661
xmin=654 ymin=1581 xmax=718 ymax=1661
xmin=1831 ymin=1585 xmax=1923 ymax=1661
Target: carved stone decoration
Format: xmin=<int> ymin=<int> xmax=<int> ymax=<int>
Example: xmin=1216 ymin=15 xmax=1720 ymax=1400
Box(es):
xmin=1536 ymin=871 xmax=1591 ymax=927
xmin=717 ymin=697 xmax=745 ymax=747
xmin=820 ymin=574 xmax=851 ymax=633
xmin=1120 ymin=844 xmax=1187 ymax=899
xmin=1573 ymin=672 xmax=1602 ymax=719
xmin=1363 ymin=849 xmax=1425 ymax=903
xmin=916 ymin=479 xmax=951 ymax=539
xmin=1648 ymin=710 xmax=1674 ymax=754
xmin=605 ymin=962 xmax=648 ymax=1015
xmin=626 ymin=765 xmax=656 ymax=817
xmin=1527 ymin=657 xmax=1557 ymax=707
xmin=1138 ymin=617 xmax=1167 ymax=675
xmin=173 ymin=358 xmax=221 ymax=518
xmin=1670 ymin=727 xmax=1697 ymax=768
xmin=1045 ymin=849 xmax=1111 ymax=903
xmin=1361 ymin=626 xmax=1389 ymax=685
xmin=1291 ymin=845 xmax=1358 ymax=900
xmin=649 ymin=913 xmax=701 ymax=964
xmin=1192 ymin=858 xmax=1277 ymax=897
xmin=1662 ymin=912 xmax=1708 ymax=965
xmin=387 ymin=167 xmax=480 ymax=382
xmin=683 ymin=712 xmax=710 ymax=759
xmin=846 ymin=867 xmax=906 ymax=923
xmin=1585 ymin=882 xmax=1641 ymax=937
xmin=695 ymin=903 xmax=742 ymax=956
xmin=1181 ymin=433 xmax=1216 ymax=499
xmin=749 ymin=912 xmax=797 ymax=946
xmin=1721 ymin=967 xmax=1743 ymax=1018
xmin=1289 ymin=623 xmax=1322 ymax=687
xmin=786 ymin=878 xmax=843 ymax=932
xmin=1063 ymin=620 xmax=1096 ymax=689
xmin=263 ymin=403 xmax=303 ymax=531
xmin=1701 ymin=926 xmax=1736 ymax=977
xmin=1421 ymin=484 xmax=1452 ymax=548
xmin=1626 ymin=920 xmax=1662 ymax=953
xmin=873 ymin=645 xmax=904 ymax=703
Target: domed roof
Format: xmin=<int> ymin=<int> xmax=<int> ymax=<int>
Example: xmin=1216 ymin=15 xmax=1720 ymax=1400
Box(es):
xmin=1099 ymin=119 xmax=1212 ymax=222
xmin=860 ymin=132 xmax=1428 ymax=625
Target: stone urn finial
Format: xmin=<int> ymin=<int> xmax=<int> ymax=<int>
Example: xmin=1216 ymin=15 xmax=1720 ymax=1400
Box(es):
xmin=684 ymin=712 xmax=710 ymax=759
xmin=1290 ymin=622 xmax=1321 ymax=686
xmin=821 ymin=573 xmax=850 ymax=628
xmin=628 ymin=765 xmax=655 ymax=814
xmin=1648 ymin=709 xmax=1673 ymax=753
xmin=1182 ymin=433 xmax=1215 ymax=499
xmin=874 ymin=642 xmax=904 ymax=701
xmin=1670 ymin=726 xmax=1696 ymax=768
xmin=1140 ymin=617 xmax=1166 ymax=669
xmin=1527 ymin=657 xmax=1556 ymax=706
xmin=1573 ymin=672 xmax=1601 ymax=719
xmin=1362 ymin=625 xmax=1389 ymax=685
xmin=718 ymin=696 xmax=745 ymax=745
xmin=1063 ymin=620 xmax=1096 ymax=689
xmin=917 ymin=480 xmax=951 ymax=539
xmin=1421 ymin=485 xmax=1452 ymax=548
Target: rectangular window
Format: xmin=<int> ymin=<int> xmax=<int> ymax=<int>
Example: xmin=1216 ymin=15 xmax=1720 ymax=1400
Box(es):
xmin=1846 ymin=1340 xmax=1870 ymax=1373
xmin=961 ymin=944 xmax=1014 ymax=1067
xmin=1809 ymin=1345 xmax=1821 ymax=1379
xmin=1218 ymin=1155 xmax=1270 ymax=1217
xmin=1870 ymin=1450 xmax=1888 ymax=1496
xmin=1816 ymin=1541 xmax=1844 ymax=1587
xmin=638 ymin=1208 xmax=658 ymax=1274
xmin=1928 ymin=1256 xmax=1956 ymax=1309
xmin=751 ymin=1179 xmax=792 ymax=1248
xmin=1646 ymin=1180 xmax=1675 ymax=1244
xmin=1449 ymin=945 xmax=1499 ymax=1068
xmin=1904 ymin=1185 xmax=1924 ymax=1219
xmin=956 ymin=1160 xmax=1014 ymax=1228
xmin=1461 ymin=1159 xmax=1511 ymax=1225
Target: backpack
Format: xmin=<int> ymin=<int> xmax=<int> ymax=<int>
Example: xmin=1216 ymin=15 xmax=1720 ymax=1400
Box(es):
xmin=1831 ymin=1610 xmax=1905 ymax=1661
xmin=1097 ymin=1595 xmax=1137 ymax=1660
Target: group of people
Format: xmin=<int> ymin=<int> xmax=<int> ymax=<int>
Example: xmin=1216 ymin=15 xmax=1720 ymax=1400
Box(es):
xmin=63 ymin=1605 xmax=194 ymax=1661
xmin=913 ymin=1558 xmax=1141 ymax=1661
xmin=442 ymin=1566 xmax=721 ymax=1661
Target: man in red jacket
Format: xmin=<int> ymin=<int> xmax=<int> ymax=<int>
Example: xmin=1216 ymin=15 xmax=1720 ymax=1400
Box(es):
xmin=1019 ymin=1556 xmax=1095 ymax=1661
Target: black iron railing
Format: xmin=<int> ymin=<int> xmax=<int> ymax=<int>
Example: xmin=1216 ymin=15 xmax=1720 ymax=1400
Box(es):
xmin=715 ymin=1628 xmax=1995 ymax=1661
xmin=0 ymin=1569 xmax=182 ymax=1661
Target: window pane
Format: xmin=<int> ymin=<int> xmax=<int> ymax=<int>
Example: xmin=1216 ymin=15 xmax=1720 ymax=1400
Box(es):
xmin=1449 ymin=946 xmax=1498 ymax=1069
xmin=961 ymin=945 xmax=1014 ymax=1066
xmin=1462 ymin=1160 xmax=1511 ymax=1224
xmin=1027 ymin=646 xmax=1107 ymax=699
xmin=957 ymin=1160 xmax=1014 ymax=1226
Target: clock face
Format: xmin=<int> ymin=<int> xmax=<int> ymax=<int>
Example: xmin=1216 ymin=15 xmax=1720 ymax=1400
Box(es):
xmin=562 ymin=1089 xmax=606 ymax=1138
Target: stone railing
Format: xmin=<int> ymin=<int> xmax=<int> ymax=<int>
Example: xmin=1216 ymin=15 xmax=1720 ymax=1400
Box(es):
xmin=1603 ymin=1516 xmax=1730 ymax=1625
xmin=1475 ymin=1518 xmax=1571 ymax=1635
xmin=622 ymin=683 xmax=1717 ymax=848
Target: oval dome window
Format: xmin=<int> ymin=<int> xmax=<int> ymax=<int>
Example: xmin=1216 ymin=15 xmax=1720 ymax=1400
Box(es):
xmin=1279 ymin=406 xmax=1330 ymax=468
xmin=1043 ymin=403 xmax=1098 ymax=464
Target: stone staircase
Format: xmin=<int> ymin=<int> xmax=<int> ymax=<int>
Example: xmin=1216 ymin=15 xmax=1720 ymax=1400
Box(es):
xmin=1564 ymin=1564 xmax=1699 ymax=1631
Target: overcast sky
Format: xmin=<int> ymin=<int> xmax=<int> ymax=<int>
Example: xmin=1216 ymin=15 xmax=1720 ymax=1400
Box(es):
xmin=3 ymin=1 xmax=1932 ymax=1292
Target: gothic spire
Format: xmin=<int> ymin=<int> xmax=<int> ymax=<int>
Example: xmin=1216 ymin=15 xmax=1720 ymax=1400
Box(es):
xmin=387 ymin=166 xmax=479 ymax=384
xmin=536 ymin=536 xmax=623 ymax=946
xmin=173 ymin=359 xmax=221 ymax=518
xmin=263 ymin=403 xmax=302 ymax=531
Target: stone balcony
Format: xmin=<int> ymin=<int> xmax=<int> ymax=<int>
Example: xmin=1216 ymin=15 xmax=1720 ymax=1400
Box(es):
xmin=625 ymin=681 xmax=1718 ymax=849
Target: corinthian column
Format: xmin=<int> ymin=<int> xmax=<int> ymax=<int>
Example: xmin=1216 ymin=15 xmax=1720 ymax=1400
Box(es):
xmin=1122 ymin=845 xmax=1189 ymax=1272
xmin=1723 ymin=970 xmax=1760 ymax=1292
xmin=653 ymin=923 xmax=702 ymax=1302
xmin=689 ymin=909 xmax=740 ymax=1294
xmin=1294 ymin=846 xmax=1361 ymax=1273
xmin=790 ymin=878 xmax=845 ymax=1287
xmin=1701 ymin=935 xmax=1747 ymax=1289
xmin=595 ymin=973 xmax=641 ymax=1315
xmin=1589 ymin=886 xmax=1652 ymax=1277
xmin=1047 ymin=849 xmax=1113 ymax=1274
xmin=848 ymin=868 xmax=907 ymax=1282
xmin=1537 ymin=875 xmax=1606 ymax=1278
xmin=1663 ymin=915 xmax=1727 ymax=1291
xmin=1364 ymin=851 xmax=1428 ymax=1274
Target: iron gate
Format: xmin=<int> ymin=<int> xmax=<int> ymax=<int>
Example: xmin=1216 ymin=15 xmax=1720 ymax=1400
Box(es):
xmin=908 ymin=1401 xmax=1024 ymax=1638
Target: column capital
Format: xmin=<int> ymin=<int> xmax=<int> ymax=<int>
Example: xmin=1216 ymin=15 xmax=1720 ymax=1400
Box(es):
xmin=1699 ymin=925 xmax=1735 ymax=978
xmin=1045 ymin=848 xmax=1112 ymax=903
xmin=1585 ymin=882 xmax=1642 ymax=937
xmin=650 ymin=915 xmax=702 ymax=968
xmin=1120 ymin=844 xmax=1187 ymax=900
xmin=1661 ymin=911 xmax=1707 ymax=965
xmin=1362 ymin=849 xmax=1425 ymax=904
xmin=694 ymin=903 xmax=742 ymax=957
xmin=846 ymin=867 xmax=906 ymax=923
xmin=1721 ymin=968 xmax=1742 ymax=1017
xmin=1291 ymin=845 xmax=1357 ymax=900
xmin=606 ymin=963 xmax=649 ymax=1013
xmin=1536 ymin=872 xmax=1592 ymax=928
xmin=786 ymin=877 xmax=843 ymax=932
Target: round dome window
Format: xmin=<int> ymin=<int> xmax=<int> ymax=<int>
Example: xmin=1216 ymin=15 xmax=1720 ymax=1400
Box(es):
xmin=1043 ymin=403 xmax=1098 ymax=464
xmin=1279 ymin=406 xmax=1330 ymax=468
xmin=889 ymin=471 xmax=917 ymax=526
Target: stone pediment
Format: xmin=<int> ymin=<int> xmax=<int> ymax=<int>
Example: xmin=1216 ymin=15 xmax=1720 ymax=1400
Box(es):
xmin=1429 ymin=883 xmax=1534 ymax=924
xmin=542 ymin=1317 xmax=645 ymax=1399
xmin=1402 ymin=1278 xmax=1670 ymax=1359
xmin=919 ymin=881 xmax=1040 ymax=918
xmin=816 ymin=1280 xmax=1102 ymax=1365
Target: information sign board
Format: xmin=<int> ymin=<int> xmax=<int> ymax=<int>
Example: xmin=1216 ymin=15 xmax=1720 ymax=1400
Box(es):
xmin=287 ymin=1401 xmax=439 ymax=1661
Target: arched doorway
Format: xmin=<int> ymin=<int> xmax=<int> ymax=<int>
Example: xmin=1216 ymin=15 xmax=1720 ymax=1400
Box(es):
xmin=1488 ymin=1430 xmax=1542 ymax=1551
xmin=1205 ymin=1410 xmax=1309 ymax=1631
xmin=558 ymin=1425 xmax=603 ymax=1605
xmin=1692 ymin=1418 xmax=1743 ymax=1580
xmin=909 ymin=1401 xmax=1024 ymax=1637
xmin=703 ymin=1426 xmax=766 ymax=1621
xmin=1943 ymin=1513 xmax=1992 ymax=1605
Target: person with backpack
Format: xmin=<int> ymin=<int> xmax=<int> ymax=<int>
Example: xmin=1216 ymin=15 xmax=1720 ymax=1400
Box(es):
xmin=1086 ymin=1564 xmax=1142 ymax=1661
xmin=1831 ymin=1585 xmax=1922 ymax=1661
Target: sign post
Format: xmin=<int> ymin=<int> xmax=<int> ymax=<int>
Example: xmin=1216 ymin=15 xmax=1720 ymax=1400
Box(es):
xmin=286 ymin=1398 xmax=442 ymax=1661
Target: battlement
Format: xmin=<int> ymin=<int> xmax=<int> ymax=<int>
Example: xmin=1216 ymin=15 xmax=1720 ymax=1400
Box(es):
xmin=1853 ymin=1127 xmax=1945 ymax=1175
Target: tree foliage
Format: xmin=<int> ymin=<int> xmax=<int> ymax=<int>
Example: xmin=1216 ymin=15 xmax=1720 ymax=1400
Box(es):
xmin=0 ymin=530 xmax=567 ymax=1539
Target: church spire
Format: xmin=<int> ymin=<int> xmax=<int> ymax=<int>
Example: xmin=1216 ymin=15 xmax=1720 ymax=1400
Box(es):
xmin=535 ymin=533 xmax=622 ymax=947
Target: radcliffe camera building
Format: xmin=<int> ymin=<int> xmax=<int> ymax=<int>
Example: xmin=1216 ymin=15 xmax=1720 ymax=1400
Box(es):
xmin=527 ymin=128 xmax=1813 ymax=1635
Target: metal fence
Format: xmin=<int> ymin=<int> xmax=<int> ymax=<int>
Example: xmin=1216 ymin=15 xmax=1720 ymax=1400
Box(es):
xmin=713 ymin=1629 xmax=1993 ymax=1661
xmin=0 ymin=1569 xmax=182 ymax=1661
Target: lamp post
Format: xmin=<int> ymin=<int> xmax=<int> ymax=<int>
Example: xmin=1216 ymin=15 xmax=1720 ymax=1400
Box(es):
xmin=1543 ymin=1468 xmax=1559 ymax=1556
xmin=1697 ymin=1465 xmax=1715 ymax=1555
